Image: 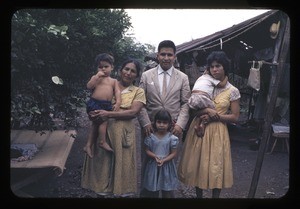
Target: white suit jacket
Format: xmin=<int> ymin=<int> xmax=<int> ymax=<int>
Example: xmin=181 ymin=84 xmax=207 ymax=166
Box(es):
xmin=138 ymin=66 xmax=191 ymax=130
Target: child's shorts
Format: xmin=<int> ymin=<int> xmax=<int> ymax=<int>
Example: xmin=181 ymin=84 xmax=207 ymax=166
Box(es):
xmin=86 ymin=98 xmax=113 ymax=113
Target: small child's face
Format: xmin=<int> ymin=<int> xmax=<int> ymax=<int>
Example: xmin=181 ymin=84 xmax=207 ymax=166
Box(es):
xmin=155 ymin=120 xmax=170 ymax=131
xmin=97 ymin=61 xmax=113 ymax=76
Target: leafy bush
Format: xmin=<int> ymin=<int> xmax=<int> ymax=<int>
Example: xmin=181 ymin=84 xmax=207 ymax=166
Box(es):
xmin=11 ymin=9 xmax=150 ymax=132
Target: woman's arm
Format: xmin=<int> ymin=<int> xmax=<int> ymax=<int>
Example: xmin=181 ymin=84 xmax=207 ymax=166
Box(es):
xmin=94 ymin=100 xmax=144 ymax=120
xmin=198 ymin=99 xmax=240 ymax=124
xmin=197 ymin=107 xmax=220 ymax=121
xmin=200 ymin=99 xmax=240 ymax=124
xmin=219 ymin=99 xmax=240 ymax=123
xmin=112 ymin=79 xmax=121 ymax=111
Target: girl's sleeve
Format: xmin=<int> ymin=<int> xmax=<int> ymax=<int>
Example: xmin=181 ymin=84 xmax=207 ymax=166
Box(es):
xmin=144 ymin=136 xmax=151 ymax=148
xmin=170 ymin=135 xmax=179 ymax=149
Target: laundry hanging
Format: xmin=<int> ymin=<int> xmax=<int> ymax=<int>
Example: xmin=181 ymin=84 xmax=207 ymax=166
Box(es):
xmin=247 ymin=61 xmax=263 ymax=91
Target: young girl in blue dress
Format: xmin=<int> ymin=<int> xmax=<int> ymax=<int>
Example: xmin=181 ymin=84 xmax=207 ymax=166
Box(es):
xmin=142 ymin=109 xmax=179 ymax=198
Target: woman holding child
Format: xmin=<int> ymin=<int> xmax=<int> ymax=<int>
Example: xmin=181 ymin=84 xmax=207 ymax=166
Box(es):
xmin=81 ymin=58 xmax=146 ymax=197
xmin=177 ymin=51 xmax=241 ymax=198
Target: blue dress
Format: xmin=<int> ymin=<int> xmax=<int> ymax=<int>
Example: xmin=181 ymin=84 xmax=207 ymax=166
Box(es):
xmin=143 ymin=132 xmax=179 ymax=191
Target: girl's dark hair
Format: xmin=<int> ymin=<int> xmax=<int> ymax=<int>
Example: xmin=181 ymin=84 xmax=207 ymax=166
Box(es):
xmin=158 ymin=40 xmax=176 ymax=54
xmin=153 ymin=109 xmax=172 ymax=131
xmin=94 ymin=53 xmax=114 ymax=70
xmin=206 ymin=51 xmax=230 ymax=76
xmin=119 ymin=59 xmax=142 ymax=77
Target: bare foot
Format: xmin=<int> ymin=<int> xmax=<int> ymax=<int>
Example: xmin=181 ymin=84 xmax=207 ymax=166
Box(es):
xmin=194 ymin=124 xmax=205 ymax=137
xmin=83 ymin=146 xmax=93 ymax=158
xmin=99 ymin=141 xmax=114 ymax=152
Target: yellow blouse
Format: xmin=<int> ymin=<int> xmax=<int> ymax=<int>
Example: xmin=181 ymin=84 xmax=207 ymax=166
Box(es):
xmin=113 ymin=84 xmax=146 ymax=109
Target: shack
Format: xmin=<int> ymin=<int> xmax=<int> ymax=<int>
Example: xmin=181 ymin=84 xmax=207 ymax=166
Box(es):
xmin=176 ymin=9 xmax=290 ymax=128
xmin=175 ymin=9 xmax=290 ymax=197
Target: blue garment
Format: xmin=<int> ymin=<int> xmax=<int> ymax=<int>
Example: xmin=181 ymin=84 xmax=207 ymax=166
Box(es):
xmin=86 ymin=97 xmax=113 ymax=113
xmin=143 ymin=132 xmax=179 ymax=191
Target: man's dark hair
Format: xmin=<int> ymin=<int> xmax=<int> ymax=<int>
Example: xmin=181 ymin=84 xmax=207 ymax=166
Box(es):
xmin=158 ymin=40 xmax=176 ymax=54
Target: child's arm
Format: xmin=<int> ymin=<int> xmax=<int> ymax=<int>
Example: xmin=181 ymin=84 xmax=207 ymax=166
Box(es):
xmin=145 ymin=147 xmax=161 ymax=163
xmin=216 ymin=75 xmax=228 ymax=88
xmin=145 ymin=148 xmax=156 ymax=158
xmin=112 ymin=79 xmax=121 ymax=111
xmin=87 ymin=71 xmax=105 ymax=89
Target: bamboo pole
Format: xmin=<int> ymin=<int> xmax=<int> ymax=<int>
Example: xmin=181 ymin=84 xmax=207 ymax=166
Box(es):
xmin=248 ymin=15 xmax=290 ymax=198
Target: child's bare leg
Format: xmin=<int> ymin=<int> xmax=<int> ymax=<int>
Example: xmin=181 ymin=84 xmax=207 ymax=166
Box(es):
xmin=98 ymin=121 xmax=113 ymax=152
xmin=194 ymin=118 xmax=206 ymax=137
xmin=83 ymin=122 xmax=98 ymax=158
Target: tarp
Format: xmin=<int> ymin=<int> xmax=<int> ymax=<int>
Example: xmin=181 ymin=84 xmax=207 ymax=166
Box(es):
xmin=175 ymin=10 xmax=285 ymax=79
xmin=176 ymin=10 xmax=278 ymax=54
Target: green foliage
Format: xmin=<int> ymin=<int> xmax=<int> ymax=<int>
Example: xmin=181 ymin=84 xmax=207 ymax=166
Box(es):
xmin=11 ymin=9 xmax=152 ymax=132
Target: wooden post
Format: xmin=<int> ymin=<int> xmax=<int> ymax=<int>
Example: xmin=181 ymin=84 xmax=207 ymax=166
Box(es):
xmin=248 ymin=15 xmax=290 ymax=197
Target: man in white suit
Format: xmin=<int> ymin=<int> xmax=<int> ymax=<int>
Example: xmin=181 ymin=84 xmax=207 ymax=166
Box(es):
xmin=139 ymin=40 xmax=190 ymax=137
xmin=138 ymin=40 xmax=191 ymax=197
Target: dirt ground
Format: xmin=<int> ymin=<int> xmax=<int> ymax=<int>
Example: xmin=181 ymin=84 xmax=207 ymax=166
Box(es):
xmin=10 ymin=110 xmax=292 ymax=206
